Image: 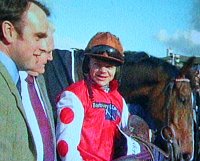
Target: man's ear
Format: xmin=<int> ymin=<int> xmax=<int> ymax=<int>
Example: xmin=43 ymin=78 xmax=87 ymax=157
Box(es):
xmin=2 ymin=21 xmax=18 ymax=43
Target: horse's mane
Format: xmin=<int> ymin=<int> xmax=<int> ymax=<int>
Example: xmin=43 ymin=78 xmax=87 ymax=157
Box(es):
xmin=122 ymin=52 xmax=179 ymax=92
xmin=120 ymin=51 xmax=196 ymax=106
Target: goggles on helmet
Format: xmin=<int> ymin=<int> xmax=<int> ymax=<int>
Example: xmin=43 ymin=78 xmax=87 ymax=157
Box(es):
xmin=85 ymin=45 xmax=124 ymax=65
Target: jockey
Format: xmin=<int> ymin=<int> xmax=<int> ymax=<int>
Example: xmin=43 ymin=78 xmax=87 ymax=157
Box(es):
xmin=56 ymin=32 xmax=152 ymax=161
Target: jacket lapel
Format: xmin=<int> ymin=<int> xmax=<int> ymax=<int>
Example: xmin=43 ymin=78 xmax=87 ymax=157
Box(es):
xmin=0 ymin=62 xmax=37 ymax=157
xmin=0 ymin=62 xmax=26 ymax=116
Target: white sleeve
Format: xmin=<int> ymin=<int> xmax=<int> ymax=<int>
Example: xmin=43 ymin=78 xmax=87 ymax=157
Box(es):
xmin=119 ymin=98 xmax=141 ymax=155
xmin=120 ymin=98 xmax=130 ymax=128
xmin=56 ymin=91 xmax=84 ymax=161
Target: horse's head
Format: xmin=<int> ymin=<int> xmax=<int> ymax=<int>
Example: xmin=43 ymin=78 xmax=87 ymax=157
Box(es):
xmin=120 ymin=53 xmax=195 ymax=161
xmin=150 ymin=57 xmax=195 ymax=161
xmin=158 ymin=78 xmax=194 ymax=160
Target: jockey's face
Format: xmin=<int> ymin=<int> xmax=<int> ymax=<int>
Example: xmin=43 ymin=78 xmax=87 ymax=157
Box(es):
xmin=89 ymin=58 xmax=116 ymax=86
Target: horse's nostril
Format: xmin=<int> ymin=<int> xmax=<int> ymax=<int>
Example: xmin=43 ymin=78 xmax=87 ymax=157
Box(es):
xmin=182 ymin=153 xmax=191 ymax=160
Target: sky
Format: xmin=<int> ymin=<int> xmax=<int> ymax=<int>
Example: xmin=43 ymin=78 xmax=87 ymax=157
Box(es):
xmin=41 ymin=0 xmax=200 ymax=58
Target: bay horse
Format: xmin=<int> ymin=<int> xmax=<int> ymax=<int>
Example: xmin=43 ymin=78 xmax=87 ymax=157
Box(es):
xmin=118 ymin=52 xmax=195 ymax=161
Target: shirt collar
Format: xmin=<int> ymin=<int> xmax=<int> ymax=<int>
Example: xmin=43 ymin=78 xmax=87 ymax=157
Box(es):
xmin=0 ymin=51 xmax=19 ymax=85
xmin=87 ymin=75 xmax=119 ymax=92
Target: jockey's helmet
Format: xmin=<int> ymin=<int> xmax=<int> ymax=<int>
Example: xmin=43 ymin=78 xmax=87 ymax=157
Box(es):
xmin=84 ymin=32 xmax=124 ymax=66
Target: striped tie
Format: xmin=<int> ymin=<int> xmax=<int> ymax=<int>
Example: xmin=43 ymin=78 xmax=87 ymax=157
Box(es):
xmin=26 ymin=75 xmax=54 ymax=161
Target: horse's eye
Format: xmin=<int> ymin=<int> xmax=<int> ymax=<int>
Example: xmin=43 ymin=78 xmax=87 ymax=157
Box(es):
xmin=179 ymin=96 xmax=187 ymax=105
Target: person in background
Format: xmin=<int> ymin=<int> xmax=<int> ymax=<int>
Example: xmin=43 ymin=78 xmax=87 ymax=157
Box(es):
xmin=27 ymin=22 xmax=54 ymax=76
xmin=43 ymin=48 xmax=85 ymax=122
xmin=0 ymin=0 xmax=51 ymax=160
xmin=43 ymin=48 xmax=74 ymax=118
xmin=19 ymin=21 xmax=57 ymax=161
xmin=56 ymin=32 xmax=152 ymax=161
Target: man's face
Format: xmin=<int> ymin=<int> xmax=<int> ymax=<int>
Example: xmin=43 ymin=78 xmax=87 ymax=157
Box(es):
xmin=89 ymin=58 xmax=116 ymax=86
xmin=28 ymin=23 xmax=54 ymax=76
xmin=12 ymin=2 xmax=49 ymax=72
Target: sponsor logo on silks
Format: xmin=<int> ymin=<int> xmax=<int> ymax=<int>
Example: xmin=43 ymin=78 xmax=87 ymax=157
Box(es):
xmin=93 ymin=102 xmax=121 ymax=121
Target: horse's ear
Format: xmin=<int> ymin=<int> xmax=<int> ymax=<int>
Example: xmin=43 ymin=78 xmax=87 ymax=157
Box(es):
xmin=124 ymin=51 xmax=149 ymax=63
xmin=179 ymin=57 xmax=196 ymax=78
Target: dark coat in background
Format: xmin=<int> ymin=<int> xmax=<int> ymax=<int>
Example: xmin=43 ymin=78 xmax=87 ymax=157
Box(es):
xmin=43 ymin=49 xmax=84 ymax=119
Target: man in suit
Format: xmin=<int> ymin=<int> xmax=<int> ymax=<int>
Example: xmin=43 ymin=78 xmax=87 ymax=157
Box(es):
xmin=0 ymin=0 xmax=54 ymax=160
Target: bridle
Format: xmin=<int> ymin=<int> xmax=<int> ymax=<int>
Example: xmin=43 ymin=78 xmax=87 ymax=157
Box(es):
xmin=161 ymin=78 xmax=191 ymax=160
xmin=123 ymin=78 xmax=191 ymax=160
xmin=121 ymin=78 xmax=192 ymax=160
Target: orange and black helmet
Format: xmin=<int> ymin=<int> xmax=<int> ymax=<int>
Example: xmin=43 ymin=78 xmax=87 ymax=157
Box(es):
xmin=84 ymin=32 xmax=124 ymax=66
